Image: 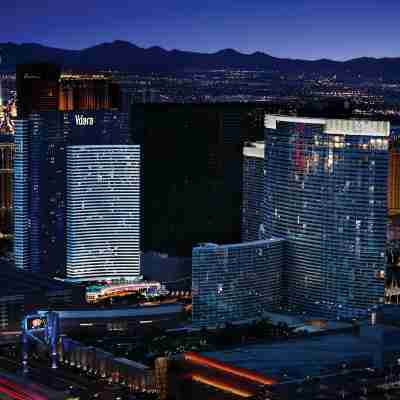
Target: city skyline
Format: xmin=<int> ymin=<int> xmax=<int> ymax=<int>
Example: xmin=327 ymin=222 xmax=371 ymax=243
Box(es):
xmin=4 ymin=60 xmax=400 ymax=398
xmin=3 ymin=0 xmax=400 ymax=61
xmin=2 ymin=0 xmax=400 ymax=391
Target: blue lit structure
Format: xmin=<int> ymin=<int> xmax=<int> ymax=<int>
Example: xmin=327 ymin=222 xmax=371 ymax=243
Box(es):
xmin=14 ymin=113 xmax=66 ymax=274
xmin=14 ymin=110 xmax=129 ymax=276
xmin=14 ymin=120 xmax=30 ymax=270
xmin=22 ymin=311 xmax=60 ymax=371
xmin=263 ymin=115 xmax=389 ymax=319
xmin=66 ymin=145 xmax=141 ymax=281
xmin=192 ymin=239 xmax=285 ymax=327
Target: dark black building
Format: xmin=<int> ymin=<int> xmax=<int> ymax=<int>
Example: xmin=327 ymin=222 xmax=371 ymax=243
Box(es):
xmin=0 ymin=263 xmax=85 ymax=331
xmin=130 ymin=104 xmax=264 ymax=259
xmin=16 ymin=64 xmax=60 ymax=117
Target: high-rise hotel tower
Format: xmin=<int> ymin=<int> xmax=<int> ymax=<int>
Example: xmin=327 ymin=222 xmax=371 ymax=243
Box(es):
xmin=263 ymin=115 xmax=389 ymax=319
xmin=130 ymin=104 xmax=264 ymax=258
xmin=66 ymin=145 xmax=141 ymax=281
xmin=14 ymin=64 xmax=137 ymax=279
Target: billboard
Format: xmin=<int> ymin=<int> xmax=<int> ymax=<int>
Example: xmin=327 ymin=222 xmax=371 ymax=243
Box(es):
xmin=26 ymin=316 xmax=47 ymax=331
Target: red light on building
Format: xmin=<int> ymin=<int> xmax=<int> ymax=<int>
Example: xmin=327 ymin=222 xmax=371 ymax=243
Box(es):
xmin=292 ymin=130 xmax=305 ymax=172
xmin=184 ymin=352 xmax=277 ymax=386
xmin=190 ymin=373 xmax=256 ymax=398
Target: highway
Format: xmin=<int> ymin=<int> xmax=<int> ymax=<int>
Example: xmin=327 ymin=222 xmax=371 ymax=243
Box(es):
xmin=0 ymin=373 xmax=55 ymax=400
xmin=0 ymin=354 xmax=92 ymax=398
xmin=0 ymin=353 xmax=133 ymax=400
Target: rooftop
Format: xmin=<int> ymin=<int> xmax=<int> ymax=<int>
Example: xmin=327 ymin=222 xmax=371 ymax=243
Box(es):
xmin=265 ymin=114 xmax=390 ymax=137
xmin=244 ymin=141 xmax=265 ymax=159
xmin=203 ymin=321 xmax=400 ymax=382
xmin=60 ymin=73 xmax=112 ymax=81
xmin=194 ymin=238 xmax=285 ymax=252
xmin=0 ymin=264 xmax=80 ymax=298
xmin=114 ymin=357 xmax=150 ymax=371
xmin=38 ymin=303 xmax=183 ymax=319
xmin=201 ymin=327 xmax=400 ymax=381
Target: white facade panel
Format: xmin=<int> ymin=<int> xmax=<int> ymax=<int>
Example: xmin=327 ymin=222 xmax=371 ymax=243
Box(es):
xmin=66 ymin=145 xmax=141 ymax=281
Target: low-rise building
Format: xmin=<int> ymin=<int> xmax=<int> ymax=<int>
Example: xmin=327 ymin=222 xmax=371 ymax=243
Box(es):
xmin=0 ymin=265 xmax=85 ymax=331
xmin=37 ymin=303 xmax=184 ymax=336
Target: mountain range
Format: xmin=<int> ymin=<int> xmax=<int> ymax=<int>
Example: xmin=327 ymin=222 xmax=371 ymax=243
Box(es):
xmin=1 ymin=40 xmax=400 ymax=80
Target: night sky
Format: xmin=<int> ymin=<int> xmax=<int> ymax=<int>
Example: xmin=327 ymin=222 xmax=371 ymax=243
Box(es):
xmin=2 ymin=0 xmax=400 ymax=60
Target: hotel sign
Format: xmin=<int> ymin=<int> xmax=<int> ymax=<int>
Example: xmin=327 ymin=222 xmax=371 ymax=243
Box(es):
xmin=75 ymin=115 xmax=95 ymax=126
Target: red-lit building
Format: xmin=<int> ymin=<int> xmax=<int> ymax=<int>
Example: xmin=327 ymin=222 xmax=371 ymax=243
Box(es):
xmin=16 ymin=65 xmax=121 ymax=115
xmin=0 ymin=139 xmax=14 ymax=236
xmin=389 ymin=147 xmax=400 ymax=216
xmin=59 ymin=74 xmax=120 ymax=111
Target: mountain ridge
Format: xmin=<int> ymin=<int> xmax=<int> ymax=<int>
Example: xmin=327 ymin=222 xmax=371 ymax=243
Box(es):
xmin=1 ymin=40 xmax=400 ymax=79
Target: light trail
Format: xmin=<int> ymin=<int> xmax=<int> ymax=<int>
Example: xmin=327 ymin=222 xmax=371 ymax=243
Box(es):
xmin=0 ymin=376 xmax=47 ymax=400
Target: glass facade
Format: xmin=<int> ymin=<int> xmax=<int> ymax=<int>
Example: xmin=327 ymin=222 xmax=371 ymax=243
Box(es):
xmin=0 ymin=138 xmax=15 ymax=237
xmin=129 ymin=104 xmax=264 ymax=258
xmin=242 ymin=142 xmax=265 ymax=242
xmin=66 ymin=145 xmax=141 ymax=281
xmin=388 ymin=128 xmax=400 ymax=216
xmin=192 ymin=239 xmax=285 ymax=327
xmin=66 ymin=110 xmax=129 ymax=146
xmin=30 ymin=112 xmax=66 ymax=276
xmin=263 ymin=116 xmax=389 ymax=319
xmin=13 ymin=110 xmax=129 ymax=277
xmin=15 ymin=113 xmax=66 ymax=274
xmin=14 ymin=120 xmax=30 ymax=270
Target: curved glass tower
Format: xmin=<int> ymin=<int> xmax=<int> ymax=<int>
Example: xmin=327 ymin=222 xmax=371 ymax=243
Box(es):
xmin=192 ymin=238 xmax=284 ymax=327
xmin=263 ymin=116 xmax=389 ymax=319
xmin=66 ymin=145 xmax=141 ymax=281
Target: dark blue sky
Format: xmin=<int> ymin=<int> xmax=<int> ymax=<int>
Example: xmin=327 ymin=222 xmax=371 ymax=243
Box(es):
xmin=3 ymin=0 xmax=399 ymax=60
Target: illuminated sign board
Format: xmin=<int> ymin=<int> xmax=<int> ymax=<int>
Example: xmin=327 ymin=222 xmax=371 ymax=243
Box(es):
xmin=75 ymin=115 xmax=95 ymax=126
xmin=26 ymin=316 xmax=47 ymax=331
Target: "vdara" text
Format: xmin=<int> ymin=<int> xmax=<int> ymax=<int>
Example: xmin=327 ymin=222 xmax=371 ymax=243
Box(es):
xmin=75 ymin=115 xmax=95 ymax=126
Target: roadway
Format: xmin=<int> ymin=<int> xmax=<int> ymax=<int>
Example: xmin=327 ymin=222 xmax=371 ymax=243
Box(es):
xmin=0 ymin=354 xmax=99 ymax=399
xmin=0 ymin=352 xmax=138 ymax=400
xmin=0 ymin=372 xmax=61 ymax=400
